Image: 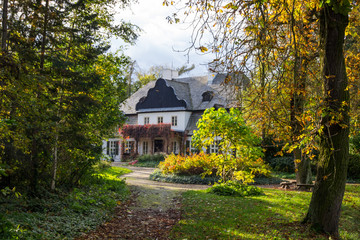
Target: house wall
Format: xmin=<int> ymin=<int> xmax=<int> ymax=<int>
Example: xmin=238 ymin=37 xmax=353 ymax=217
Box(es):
xmin=137 ymin=111 xmax=192 ymax=132
xmin=102 ymin=138 xmax=121 ymax=162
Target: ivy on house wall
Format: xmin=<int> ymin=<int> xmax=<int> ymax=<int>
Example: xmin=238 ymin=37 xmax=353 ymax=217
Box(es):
xmin=121 ymin=124 xmax=174 ymax=140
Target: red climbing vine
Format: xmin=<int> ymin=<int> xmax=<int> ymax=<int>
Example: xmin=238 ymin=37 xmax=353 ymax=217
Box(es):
xmin=121 ymin=124 xmax=174 ymax=140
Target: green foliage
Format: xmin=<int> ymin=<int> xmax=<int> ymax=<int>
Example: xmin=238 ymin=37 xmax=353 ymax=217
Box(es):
xmin=192 ymin=108 xmax=269 ymax=183
xmin=0 ymin=0 xmax=138 ymax=194
xmin=350 ymin=134 xmax=360 ymax=155
xmin=150 ymin=169 xmax=219 ymax=185
xmin=0 ymin=166 xmax=130 ymax=239
xmin=348 ymin=135 xmax=360 ymax=180
xmin=138 ymin=153 xmax=165 ymax=163
xmin=348 ymin=154 xmax=360 ymax=180
xmin=320 ymin=0 xmax=352 ymax=15
xmin=207 ymin=181 xmax=263 ymax=197
xmin=93 ymin=160 xmax=113 ymax=170
xmin=130 ymin=154 xmax=166 ymax=167
xmin=268 ymin=157 xmax=295 ymax=173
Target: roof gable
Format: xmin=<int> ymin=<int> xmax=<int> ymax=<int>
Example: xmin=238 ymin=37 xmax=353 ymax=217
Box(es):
xmin=135 ymin=78 xmax=187 ymax=112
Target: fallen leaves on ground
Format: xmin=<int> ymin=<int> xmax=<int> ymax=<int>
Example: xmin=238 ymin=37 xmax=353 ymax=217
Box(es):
xmin=76 ymin=188 xmax=181 ymax=240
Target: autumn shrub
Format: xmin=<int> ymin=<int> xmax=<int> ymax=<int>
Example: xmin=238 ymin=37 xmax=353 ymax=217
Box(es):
xmin=159 ymin=152 xmax=270 ymax=185
xmin=159 ymin=153 xmax=218 ymax=176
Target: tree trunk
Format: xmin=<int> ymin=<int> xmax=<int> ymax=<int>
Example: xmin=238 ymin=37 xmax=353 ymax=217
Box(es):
xmin=1 ymin=0 xmax=8 ymax=51
xmin=40 ymin=0 xmax=50 ymax=70
xmin=294 ymin=148 xmax=312 ymax=185
xmin=30 ymin=131 xmax=39 ymax=196
xmin=289 ymin=2 xmax=312 ymax=186
xmin=290 ymin=63 xmax=312 ymax=185
xmin=51 ymin=130 xmax=59 ymax=190
xmin=303 ymin=5 xmax=349 ymax=238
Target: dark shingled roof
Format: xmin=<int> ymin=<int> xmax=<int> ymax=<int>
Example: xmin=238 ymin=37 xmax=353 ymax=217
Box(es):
xmin=185 ymin=111 xmax=203 ymax=135
xmin=120 ymin=73 xmax=243 ymax=114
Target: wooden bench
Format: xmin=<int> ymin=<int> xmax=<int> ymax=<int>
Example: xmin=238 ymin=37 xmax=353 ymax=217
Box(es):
xmin=280 ymin=182 xmax=295 ymax=189
xmin=296 ymin=183 xmax=314 ymax=191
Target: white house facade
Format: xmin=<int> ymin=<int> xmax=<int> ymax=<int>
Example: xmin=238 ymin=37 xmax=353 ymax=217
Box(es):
xmin=102 ymin=72 xmax=248 ymax=161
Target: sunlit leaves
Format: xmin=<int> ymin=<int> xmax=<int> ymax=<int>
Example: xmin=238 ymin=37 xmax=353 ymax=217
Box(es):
xmin=192 ymin=108 xmax=268 ymax=183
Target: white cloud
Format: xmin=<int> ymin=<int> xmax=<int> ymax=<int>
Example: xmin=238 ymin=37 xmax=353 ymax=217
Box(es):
xmin=112 ymin=0 xmax=214 ymax=76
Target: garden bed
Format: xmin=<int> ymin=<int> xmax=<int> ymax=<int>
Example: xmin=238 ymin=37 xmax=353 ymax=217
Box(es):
xmin=150 ymin=169 xmax=284 ymax=186
xmin=0 ymin=165 xmax=131 ymax=239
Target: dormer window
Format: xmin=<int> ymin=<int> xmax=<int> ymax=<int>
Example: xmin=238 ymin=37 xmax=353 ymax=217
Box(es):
xmin=202 ymin=91 xmax=214 ymax=102
xmin=213 ymin=104 xmax=224 ymax=109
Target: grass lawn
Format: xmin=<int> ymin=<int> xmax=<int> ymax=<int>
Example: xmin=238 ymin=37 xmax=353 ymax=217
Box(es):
xmin=0 ymin=165 xmax=132 ymax=239
xmin=171 ymin=184 xmax=360 ymax=240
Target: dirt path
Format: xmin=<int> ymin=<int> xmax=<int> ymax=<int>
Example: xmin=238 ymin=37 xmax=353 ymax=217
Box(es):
xmin=77 ymin=165 xmax=210 ymax=239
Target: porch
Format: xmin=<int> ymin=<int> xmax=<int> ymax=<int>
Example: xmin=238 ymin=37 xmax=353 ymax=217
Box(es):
xmin=120 ymin=123 xmax=185 ymax=161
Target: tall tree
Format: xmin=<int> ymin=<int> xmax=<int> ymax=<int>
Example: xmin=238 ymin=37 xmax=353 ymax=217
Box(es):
xmin=1 ymin=0 xmax=8 ymax=51
xmin=165 ymin=0 xmax=353 ymax=236
xmin=0 ymin=0 xmax=138 ymax=193
xmin=303 ymin=1 xmax=350 ymax=237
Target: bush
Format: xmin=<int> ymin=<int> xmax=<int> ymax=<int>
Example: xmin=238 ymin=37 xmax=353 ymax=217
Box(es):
xmin=137 ymin=154 xmax=165 ymax=163
xmin=93 ymin=160 xmax=112 ymax=170
xmin=348 ymin=154 xmax=360 ymax=180
xmin=350 ymin=135 xmax=360 ymax=155
xmin=159 ymin=153 xmax=218 ymax=176
xmin=207 ymin=181 xmax=263 ymax=197
xmin=150 ymin=169 xmax=219 ymax=185
xmin=128 ymin=154 xmax=166 ymax=167
xmin=159 ymin=153 xmax=270 ymax=184
xmin=268 ymin=157 xmax=294 ymax=173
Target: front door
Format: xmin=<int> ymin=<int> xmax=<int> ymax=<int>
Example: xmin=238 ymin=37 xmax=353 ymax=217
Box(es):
xmin=154 ymin=140 xmax=164 ymax=153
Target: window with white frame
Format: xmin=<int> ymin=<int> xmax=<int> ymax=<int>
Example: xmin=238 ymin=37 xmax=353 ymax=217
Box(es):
xmin=185 ymin=140 xmax=198 ymax=155
xmin=171 ymin=116 xmax=177 ymax=126
xmin=157 ymin=116 xmax=163 ymax=124
xmin=107 ymin=140 xmax=119 ymax=156
xmin=124 ymin=141 xmax=133 ymax=154
xmin=172 ymin=141 xmax=177 ymax=154
xmin=209 ymin=140 xmax=221 ymax=154
xmin=143 ymin=141 xmax=149 ymax=154
xmin=144 ymin=117 xmax=150 ymax=125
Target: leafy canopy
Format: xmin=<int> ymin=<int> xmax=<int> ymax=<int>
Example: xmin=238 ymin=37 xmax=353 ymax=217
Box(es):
xmin=192 ymin=108 xmax=269 ymax=183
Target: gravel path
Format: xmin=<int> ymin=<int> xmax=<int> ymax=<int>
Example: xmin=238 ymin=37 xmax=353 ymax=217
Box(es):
xmin=116 ymin=164 xmax=210 ymax=191
xmin=77 ymin=164 xmax=209 ymax=239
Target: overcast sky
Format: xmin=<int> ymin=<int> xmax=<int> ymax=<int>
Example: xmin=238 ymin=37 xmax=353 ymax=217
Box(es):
xmin=111 ymin=0 xmax=213 ymax=76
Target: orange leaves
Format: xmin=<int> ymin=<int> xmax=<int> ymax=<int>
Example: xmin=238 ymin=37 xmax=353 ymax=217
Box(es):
xmin=159 ymin=153 xmax=218 ymax=176
xmin=162 ymin=0 xmax=174 ymax=6
xmin=199 ymin=46 xmax=208 ymax=52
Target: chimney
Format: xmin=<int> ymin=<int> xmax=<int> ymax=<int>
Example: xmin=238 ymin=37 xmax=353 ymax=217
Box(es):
xmin=160 ymin=69 xmax=179 ymax=80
